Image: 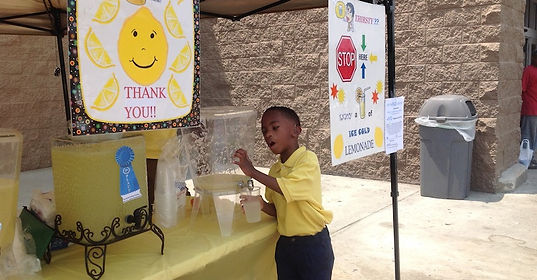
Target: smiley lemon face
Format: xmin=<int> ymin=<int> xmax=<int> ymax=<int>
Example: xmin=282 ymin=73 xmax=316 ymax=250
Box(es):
xmin=117 ymin=7 xmax=168 ymax=86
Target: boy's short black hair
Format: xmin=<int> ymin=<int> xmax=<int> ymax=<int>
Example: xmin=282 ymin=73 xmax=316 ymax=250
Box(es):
xmin=264 ymin=106 xmax=301 ymax=127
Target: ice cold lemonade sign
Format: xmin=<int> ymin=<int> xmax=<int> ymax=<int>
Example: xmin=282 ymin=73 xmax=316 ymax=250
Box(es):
xmin=328 ymin=0 xmax=386 ymax=165
xmin=68 ymin=0 xmax=200 ymax=135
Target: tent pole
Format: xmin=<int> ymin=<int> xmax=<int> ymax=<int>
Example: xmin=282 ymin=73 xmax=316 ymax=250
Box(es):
xmin=385 ymin=0 xmax=400 ymax=279
xmin=51 ymin=8 xmax=71 ymax=132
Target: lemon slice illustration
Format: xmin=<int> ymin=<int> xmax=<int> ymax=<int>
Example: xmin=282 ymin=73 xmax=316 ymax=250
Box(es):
xmin=165 ymin=1 xmax=185 ymax=38
xmin=85 ymin=28 xmax=114 ymax=68
xmin=91 ymin=74 xmax=119 ymax=111
xmin=170 ymin=42 xmax=192 ymax=73
xmin=168 ymin=75 xmax=189 ymax=108
xmin=333 ymin=134 xmax=344 ymax=159
xmin=374 ymin=127 xmax=384 ymax=148
xmin=127 ymin=0 xmax=146 ymax=5
xmin=92 ymin=0 xmax=120 ymax=24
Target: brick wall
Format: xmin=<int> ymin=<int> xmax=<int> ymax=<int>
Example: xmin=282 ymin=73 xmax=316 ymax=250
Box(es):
xmin=199 ymin=8 xmax=394 ymax=183
xmin=0 ymin=1 xmax=526 ymax=191
xmin=395 ymin=0 xmax=525 ymax=192
xmin=0 ymin=35 xmax=67 ymax=171
xmin=200 ymin=1 xmax=525 ymax=190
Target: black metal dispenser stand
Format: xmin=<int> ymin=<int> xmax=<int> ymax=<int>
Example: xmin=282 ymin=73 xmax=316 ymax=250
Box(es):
xmin=52 ymin=206 xmax=164 ymax=280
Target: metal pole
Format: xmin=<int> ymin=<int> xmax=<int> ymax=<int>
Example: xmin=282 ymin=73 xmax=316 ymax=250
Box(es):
xmin=51 ymin=8 xmax=71 ymax=130
xmin=385 ymin=0 xmax=400 ymax=279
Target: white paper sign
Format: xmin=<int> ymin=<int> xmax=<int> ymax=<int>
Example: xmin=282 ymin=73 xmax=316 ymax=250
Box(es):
xmin=328 ymin=0 xmax=386 ymax=166
xmin=384 ymin=96 xmax=404 ymax=154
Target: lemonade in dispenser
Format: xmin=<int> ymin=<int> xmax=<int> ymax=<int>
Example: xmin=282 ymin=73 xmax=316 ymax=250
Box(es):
xmin=51 ymin=134 xmax=148 ymax=237
xmin=0 ymin=129 xmax=22 ymax=252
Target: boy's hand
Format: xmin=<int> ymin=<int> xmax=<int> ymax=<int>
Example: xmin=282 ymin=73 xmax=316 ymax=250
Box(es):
xmin=233 ymin=149 xmax=255 ymax=177
xmin=234 ymin=149 xmax=283 ymax=197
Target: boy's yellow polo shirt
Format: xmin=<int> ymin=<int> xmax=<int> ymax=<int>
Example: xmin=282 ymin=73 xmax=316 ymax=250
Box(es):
xmin=266 ymin=146 xmax=333 ymax=237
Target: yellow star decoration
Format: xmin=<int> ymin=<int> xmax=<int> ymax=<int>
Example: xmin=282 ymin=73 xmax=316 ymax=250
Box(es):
xmin=337 ymin=88 xmax=345 ymax=104
xmin=376 ymin=81 xmax=383 ymax=94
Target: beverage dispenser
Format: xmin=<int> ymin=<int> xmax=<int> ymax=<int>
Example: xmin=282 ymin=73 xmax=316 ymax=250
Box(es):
xmin=51 ymin=134 xmax=149 ymax=236
xmin=185 ymin=106 xmax=256 ymax=188
xmin=0 ymin=129 xmax=23 ymax=252
xmin=183 ymin=106 xmax=256 ymax=236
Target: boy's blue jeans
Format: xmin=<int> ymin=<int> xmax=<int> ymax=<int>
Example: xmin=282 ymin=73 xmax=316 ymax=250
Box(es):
xmin=275 ymin=227 xmax=335 ymax=280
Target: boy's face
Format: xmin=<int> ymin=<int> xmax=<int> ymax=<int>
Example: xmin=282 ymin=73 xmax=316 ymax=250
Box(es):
xmin=261 ymin=110 xmax=300 ymax=156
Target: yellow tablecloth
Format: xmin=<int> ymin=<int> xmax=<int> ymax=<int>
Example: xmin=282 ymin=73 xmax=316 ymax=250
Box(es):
xmin=20 ymin=209 xmax=278 ymax=280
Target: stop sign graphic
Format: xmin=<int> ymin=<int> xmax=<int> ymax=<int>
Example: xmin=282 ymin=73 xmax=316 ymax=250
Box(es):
xmin=336 ymin=36 xmax=357 ymax=82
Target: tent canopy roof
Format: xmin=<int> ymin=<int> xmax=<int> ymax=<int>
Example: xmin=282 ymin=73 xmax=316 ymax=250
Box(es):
xmin=0 ymin=0 xmax=327 ymax=36
xmin=201 ymin=0 xmax=326 ymax=21
xmin=0 ymin=0 xmax=65 ymax=35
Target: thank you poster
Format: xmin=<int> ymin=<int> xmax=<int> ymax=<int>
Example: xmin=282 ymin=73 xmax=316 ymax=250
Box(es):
xmin=68 ymin=0 xmax=200 ymax=135
xmin=328 ymin=0 xmax=386 ymax=165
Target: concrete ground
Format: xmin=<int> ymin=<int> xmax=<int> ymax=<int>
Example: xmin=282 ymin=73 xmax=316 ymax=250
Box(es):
xmin=18 ymin=168 xmax=537 ymax=279
xmin=324 ymin=169 xmax=537 ymax=280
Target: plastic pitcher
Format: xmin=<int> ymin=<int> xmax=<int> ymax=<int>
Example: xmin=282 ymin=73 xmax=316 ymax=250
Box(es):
xmin=0 ymin=129 xmax=23 ymax=251
xmin=212 ymin=190 xmax=238 ymax=237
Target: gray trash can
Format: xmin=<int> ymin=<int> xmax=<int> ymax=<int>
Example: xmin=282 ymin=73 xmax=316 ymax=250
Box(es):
xmin=415 ymin=95 xmax=478 ymax=199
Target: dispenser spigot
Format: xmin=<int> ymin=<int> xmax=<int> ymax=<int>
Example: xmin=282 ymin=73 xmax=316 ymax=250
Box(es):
xmin=237 ymin=179 xmax=254 ymax=190
xmin=126 ymin=206 xmax=146 ymax=229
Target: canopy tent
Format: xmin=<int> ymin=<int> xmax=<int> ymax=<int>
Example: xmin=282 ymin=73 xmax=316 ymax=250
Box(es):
xmin=0 ymin=0 xmax=65 ymax=36
xmin=0 ymin=0 xmax=327 ymax=35
xmin=200 ymin=0 xmax=326 ymax=21
xmin=0 ymin=1 xmax=401 ymax=279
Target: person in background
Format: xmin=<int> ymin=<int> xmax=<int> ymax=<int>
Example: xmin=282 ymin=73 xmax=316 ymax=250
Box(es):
xmin=233 ymin=106 xmax=334 ymax=280
xmin=521 ymin=50 xmax=537 ymax=169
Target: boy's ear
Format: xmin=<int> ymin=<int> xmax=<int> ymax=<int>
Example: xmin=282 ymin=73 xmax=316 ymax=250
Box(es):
xmin=292 ymin=125 xmax=302 ymax=137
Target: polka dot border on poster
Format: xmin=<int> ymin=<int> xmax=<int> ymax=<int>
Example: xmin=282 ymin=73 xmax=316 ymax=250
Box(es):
xmin=67 ymin=0 xmax=201 ymax=136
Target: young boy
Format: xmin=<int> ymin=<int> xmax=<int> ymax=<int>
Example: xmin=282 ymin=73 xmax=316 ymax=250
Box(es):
xmin=233 ymin=106 xmax=334 ymax=280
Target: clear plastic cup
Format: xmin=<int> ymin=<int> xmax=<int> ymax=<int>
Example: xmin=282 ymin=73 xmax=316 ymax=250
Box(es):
xmin=241 ymin=187 xmax=261 ymax=223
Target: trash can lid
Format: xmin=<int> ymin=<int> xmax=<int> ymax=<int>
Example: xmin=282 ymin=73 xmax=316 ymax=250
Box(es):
xmin=418 ymin=95 xmax=477 ymax=122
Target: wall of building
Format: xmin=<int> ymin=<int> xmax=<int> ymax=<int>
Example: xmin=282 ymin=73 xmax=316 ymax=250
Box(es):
xmin=394 ymin=0 xmax=525 ymax=191
xmin=0 ymin=35 xmax=66 ymax=171
xmin=0 ymin=0 xmax=526 ymax=191
xmin=199 ymin=0 xmax=526 ymax=191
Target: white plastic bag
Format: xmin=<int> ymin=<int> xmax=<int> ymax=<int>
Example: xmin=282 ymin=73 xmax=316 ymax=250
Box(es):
xmin=518 ymin=139 xmax=533 ymax=168
xmin=0 ymin=218 xmax=41 ymax=279
xmin=415 ymin=117 xmax=477 ymax=142
xmin=154 ymin=134 xmax=191 ymax=228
